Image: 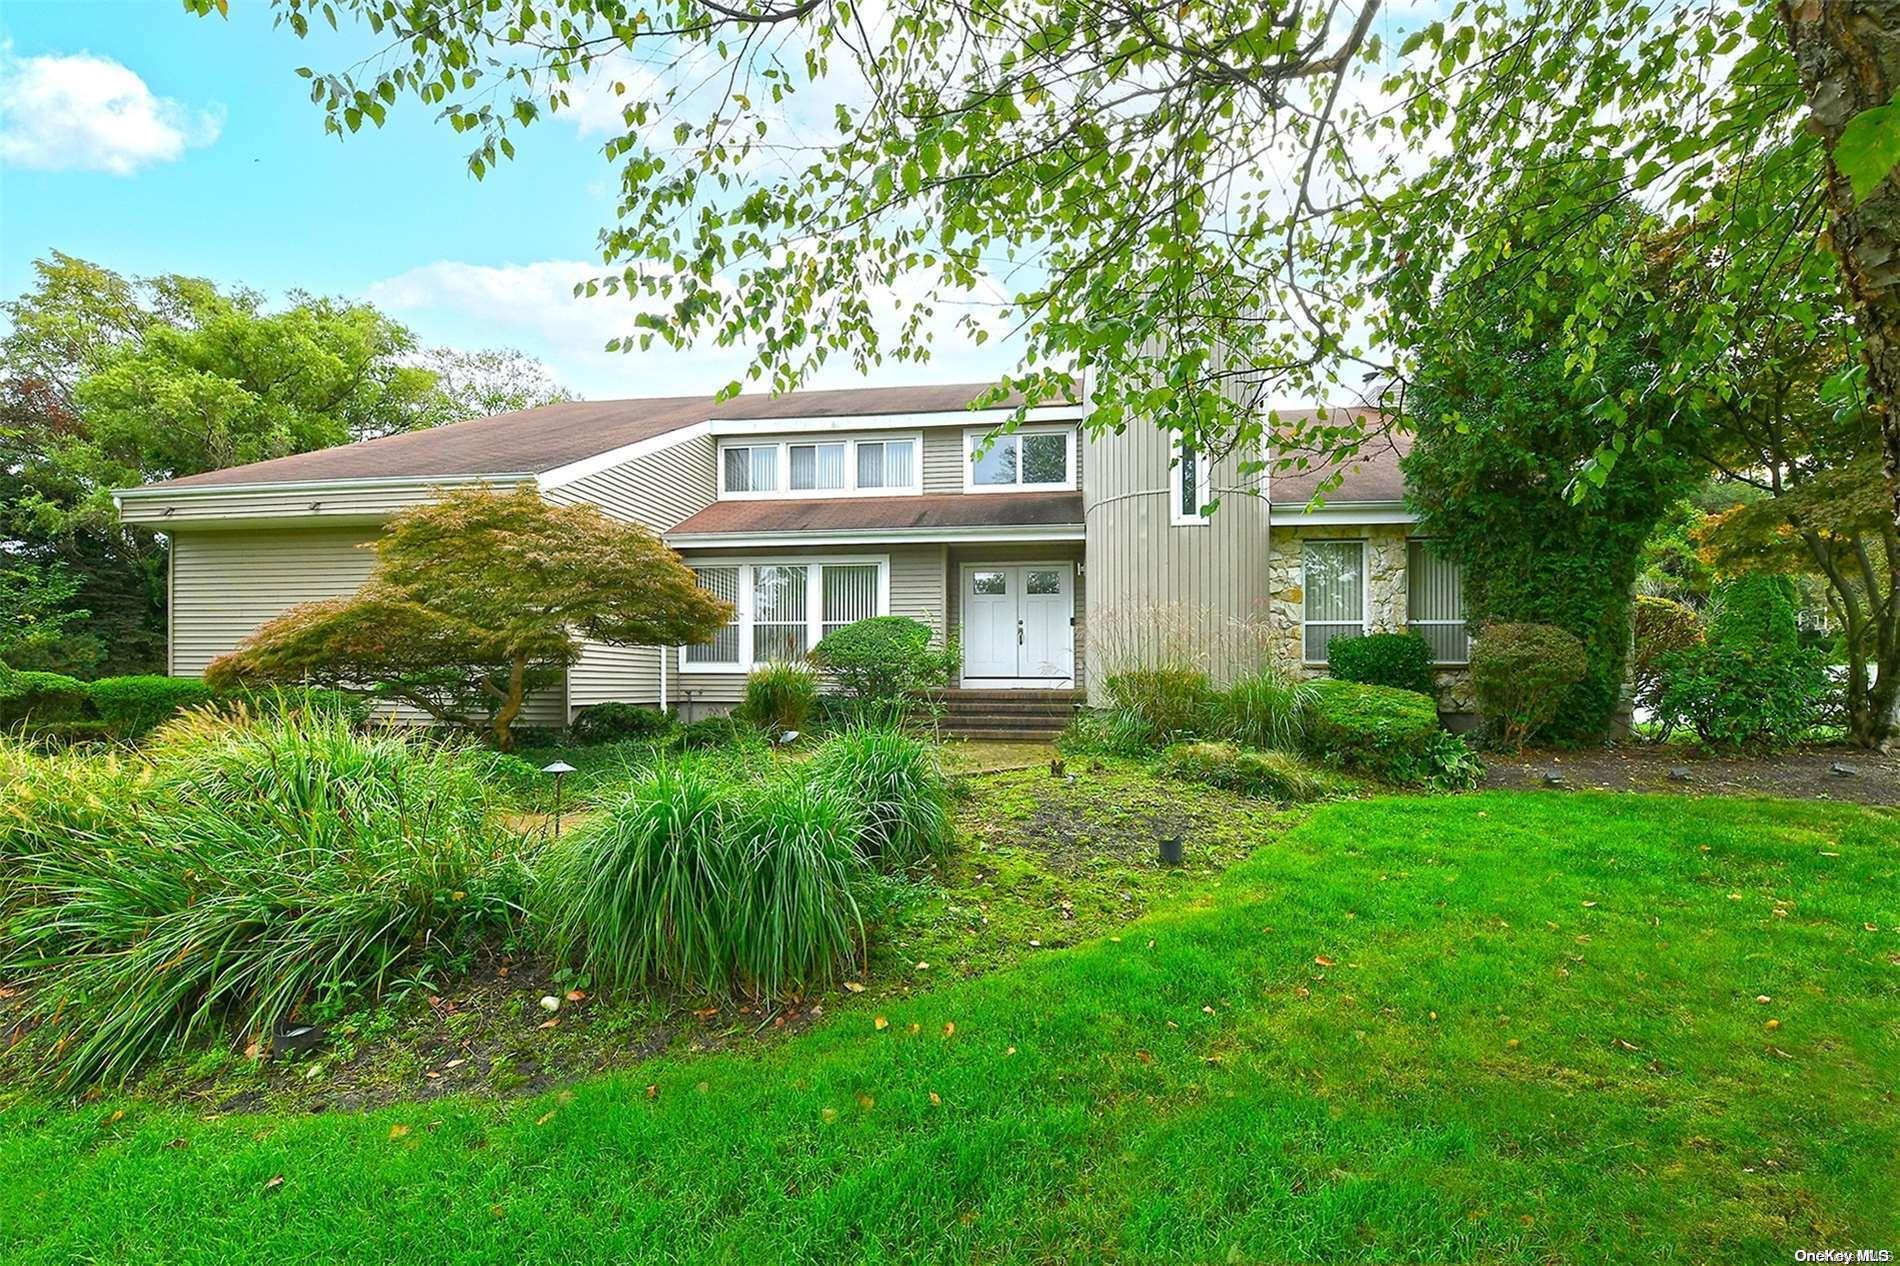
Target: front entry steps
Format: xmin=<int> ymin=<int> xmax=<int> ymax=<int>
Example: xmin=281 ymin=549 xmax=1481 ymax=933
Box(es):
xmin=931 ymin=688 xmax=1085 ymax=741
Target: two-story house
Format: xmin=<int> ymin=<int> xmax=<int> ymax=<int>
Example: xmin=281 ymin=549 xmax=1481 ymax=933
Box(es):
xmin=116 ymin=381 xmax=1472 ymax=733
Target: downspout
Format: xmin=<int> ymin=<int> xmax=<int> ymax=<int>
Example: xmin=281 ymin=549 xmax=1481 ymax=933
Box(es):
xmin=659 ymin=644 xmax=668 ymax=713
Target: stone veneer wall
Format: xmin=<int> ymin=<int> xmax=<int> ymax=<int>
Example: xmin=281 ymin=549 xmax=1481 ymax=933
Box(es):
xmin=1266 ymin=524 xmax=1476 ymax=718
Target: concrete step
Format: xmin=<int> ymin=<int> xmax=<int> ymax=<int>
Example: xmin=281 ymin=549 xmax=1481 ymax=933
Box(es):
xmin=940 ymin=726 xmax=1068 ymax=742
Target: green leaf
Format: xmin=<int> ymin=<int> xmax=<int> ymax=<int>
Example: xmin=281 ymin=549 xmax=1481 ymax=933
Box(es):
xmin=1836 ymin=97 xmax=1900 ymax=201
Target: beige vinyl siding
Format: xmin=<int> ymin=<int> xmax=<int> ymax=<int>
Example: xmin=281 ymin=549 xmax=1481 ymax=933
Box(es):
xmin=945 ymin=542 xmax=1086 ymax=686
xmin=670 ymin=545 xmax=948 ymax=713
xmin=545 ymin=433 xmax=720 ymax=715
xmin=1080 ymin=395 xmax=1270 ymax=696
xmin=167 ymin=527 xmax=564 ymax=726
xmin=120 ymin=481 xmax=502 ymax=527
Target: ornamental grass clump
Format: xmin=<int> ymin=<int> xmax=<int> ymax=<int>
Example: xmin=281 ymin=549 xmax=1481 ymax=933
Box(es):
xmin=1 ymin=709 xmax=522 ymax=1087
xmin=806 ymin=727 xmax=951 ymax=870
xmin=731 ymin=779 xmax=866 ymax=998
xmin=1212 ymin=666 xmax=1318 ymax=750
xmin=537 ymin=759 xmax=739 ymax=995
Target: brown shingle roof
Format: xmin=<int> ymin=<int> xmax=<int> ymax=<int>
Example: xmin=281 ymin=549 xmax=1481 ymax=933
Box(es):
xmin=137 ymin=382 xmax=1068 ymax=492
xmin=670 ymin=492 xmax=1084 ymax=536
xmin=1269 ymin=418 xmax=1410 ymax=506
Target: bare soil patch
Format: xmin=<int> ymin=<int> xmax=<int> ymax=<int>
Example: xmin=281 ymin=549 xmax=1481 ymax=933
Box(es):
xmin=1480 ymin=743 xmax=1900 ymax=803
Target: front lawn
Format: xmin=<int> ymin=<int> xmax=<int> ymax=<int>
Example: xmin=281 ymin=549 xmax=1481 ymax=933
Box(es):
xmin=4 ymin=790 xmax=1895 ymax=1262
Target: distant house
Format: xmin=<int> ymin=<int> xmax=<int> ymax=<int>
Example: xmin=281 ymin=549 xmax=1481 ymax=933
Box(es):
xmin=117 ymin=381 xmax=1472 ymax=733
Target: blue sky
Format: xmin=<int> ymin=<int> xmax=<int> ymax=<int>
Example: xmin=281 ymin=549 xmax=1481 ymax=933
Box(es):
xmin=0 ymin=0 xmax=1018 ymax=399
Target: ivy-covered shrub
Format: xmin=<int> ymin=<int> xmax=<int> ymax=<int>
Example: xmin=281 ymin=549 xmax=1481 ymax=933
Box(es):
xmin=87 ymin=676 xmax=215 ymax=739
xmin=1469 ymin=623 xmax=1590 ymax=746
xmin=1159 ymin=741 xmax=1352 ymax=802
xmin=1707 ymin=574 xmax=1800 ymax=652
xmin=570 ymin=701 xmax=673 ymax=745
xmin=1103 ymin=669 xmax=1213 ymax=745
xmin=1301 ymin=678 xmax=1480 ymax=790
xmin=1327 ymin=632 xmax=1436 ymax=696
xmin=739 ymin=661 xmax=818 ymax=735
xmin=0 ymin=663 xmax=91 ymax=726
xmin=811 ymin=616 xmax=959 ymax=703
xmin=1652 ymin=641 xmax=1831 ymax=750
xmin=1632 ymin=596 xmax=1704 ymax=709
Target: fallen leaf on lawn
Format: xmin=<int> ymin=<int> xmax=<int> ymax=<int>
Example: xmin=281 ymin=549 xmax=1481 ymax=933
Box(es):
xmin=1765 ymin=1018 xmax=1781 ymax=1031
xmin=693 ymin=1006 xmax=718 ymax=1020
xmin=1028 ymin=939 xmax=1041 ymax=947
xmin=1506 ymin=1039 xmax=1520 ymax=1050
xmin=1109 ymin=936 xmax=1122 ymax=943
xmin=1429 ymin=1011 xmax=1439 ymax=1021
xmin=696 ymin=1081 xmax=709 ymax=1094
xmin=451 ymin=891 xmax=466 ymax=901
xmin=535 ymin=1110 xmax=556 ymax=1126
xmin=537 ymin=1018 xmax=558 ymax=1030
xmin=165 ymin=1138 xmax=188 ymax=1150
xmin=566 ymin=989 xmax=586 ymax=1002
xmin=1135 ymin=1049 xmax=1153 ymax=1065
xmin=843 ymin=981 xmax=865 ymax=993
xmin=490 ymin=1204 xmax=505 ymax=1219
xmin=1867 ymin=923 xmax=1881 ymax=932
xmin=1613 ymin=1038 xmax=1641 ymax=1052
xmin=1315 ymin=955 xmax=1336 ymax=967
xmin=1767 ymin=1045 xmax=1792 ymax=1059
xmin=445 ymin=1058 xmax=466 ymax=1069
xmin=822 ymin=1107 xmax=838 ymax=1122
xmin=244 ymin=1040 xmax=262 ymax=1060
xmin=857 ymin=1094 xmax=875 ymax=1110
xmin=907 ymin=1023 xmax=921 ymax=1035
xmin=1756 ymin=995 xmax=1771 ymax=1004
xmin=929 ymin=1092 xmax=941 ymax=1106
xmin=425 ymin=1071 xmax=440 ymax=1080
xmin=1202 ymin=1005 xmax=1216 ymax=1015
xmin=915 ymin=961 xmax=930 ymax=971
xmin=1582 ymin=901 xmax=1597 ymax=908
xmin=1773 ymin=909 xmax=1788 ymax=918
xmin=264 ymin=1175 xmax=284 ymax=1191
xmin=943 ymin=1022 xmax=956 ymax=1038
xmin=1294 ymin=986 xmax=1310 ymax=999
xmin=874 ymin=1016 xmax=889 ymax=1031
xmin=389 ymin=1124 xmax=410 ymax=1140
xmin=108 ymin=1109 xmax=124 ymax=1124
xmin=1729 ymin=894 xmax=1743 ymax=901
xmin=1005 ymin=1046 xmax=1017 ymax=1057
xmin=645 ymin=1084 xmax=658 ymax=1100
xmin=1820 ymin=851 xmax=1840 ymax=858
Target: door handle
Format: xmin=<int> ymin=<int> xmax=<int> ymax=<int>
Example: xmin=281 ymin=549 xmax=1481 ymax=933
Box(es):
xmin=1017 ymin=619 xmax=1024 ymax=645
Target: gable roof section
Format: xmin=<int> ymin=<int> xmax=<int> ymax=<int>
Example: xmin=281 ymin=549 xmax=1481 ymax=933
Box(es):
xmin=1269 ymin=425 xmax=1410 ymax=509
xmin=131 ymin=382 xmax=1059 ymax=494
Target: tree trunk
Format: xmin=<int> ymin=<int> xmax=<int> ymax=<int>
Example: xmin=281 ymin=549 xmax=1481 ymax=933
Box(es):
xmin=1782 ymin=2 xmax=1900 ymax=529
xmin=491 ymin=653 xmax=527 ymax=752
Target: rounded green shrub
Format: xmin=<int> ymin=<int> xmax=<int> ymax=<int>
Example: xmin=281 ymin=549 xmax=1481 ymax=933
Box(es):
xmin=1652 ymin=641 xmax=1831 ymax=750
xmin=570 ymin=701 xmax=673 ymax=745
xmin=1301 ymin=678 xmax=1479 ymax=790
xmin=0 ymin=663 xmax=90 ymax=726
xmin=806 ymin=727 xmax=951 ymax=869
xmin=1469 ymin=623 xmax=1589 ymax=746
xmin=87 ymin=675 xmax=214 ymax=739
xmin=811 ymin=616 xmax=958 ymax=703
xmin=1159 ymin=741 xmax=1352 ymax=802
xmin=1326 ymin=632 xmax=1436 ymax=696
xmin=739 ymin=661 xmax=818 ymax=735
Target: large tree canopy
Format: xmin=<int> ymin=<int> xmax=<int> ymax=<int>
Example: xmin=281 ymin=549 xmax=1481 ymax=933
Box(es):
xmin=206 ymin=486 xmax=733 ymax=749
xmin=190 ymin=0 xmax=1899 ymax=504
xmin=0 ymin=252 xmax=575 ymax=675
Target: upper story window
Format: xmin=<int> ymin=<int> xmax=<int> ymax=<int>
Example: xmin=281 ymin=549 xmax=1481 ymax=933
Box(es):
xmin=1407 ymin=539 xmax=1469 ymax=664
xmin=718 ymin=435 xmax=922 ymax=499
xmin=964 ymin=426 xmax=1076 ymax=493
xmin=1171 ymin=437 xmax=1212 ymax=526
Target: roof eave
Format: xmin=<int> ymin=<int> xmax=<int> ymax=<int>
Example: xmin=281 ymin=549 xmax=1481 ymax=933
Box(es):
xmin=667 ymin=524 xmax=1087 ymax=548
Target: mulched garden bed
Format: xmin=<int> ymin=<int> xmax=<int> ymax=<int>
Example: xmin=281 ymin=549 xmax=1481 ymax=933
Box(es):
xmin=1480 ymin=743 xmax=1900 ymax=804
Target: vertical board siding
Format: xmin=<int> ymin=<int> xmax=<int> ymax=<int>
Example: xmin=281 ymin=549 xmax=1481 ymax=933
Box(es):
xmin=168 ymin=527 xmax=565 ymax=725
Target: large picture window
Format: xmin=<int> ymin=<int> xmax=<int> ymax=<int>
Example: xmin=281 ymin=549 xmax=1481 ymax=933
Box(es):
xmin=1407 ymin=539 xmax=1469 ymax=664
xmin=681 ymin=558 xmax=890 ymax=670
xmin=964 ymin=427 xmax=1076 ymax=492
xmin=1302 ymin=540 xmax=1366 ymax=662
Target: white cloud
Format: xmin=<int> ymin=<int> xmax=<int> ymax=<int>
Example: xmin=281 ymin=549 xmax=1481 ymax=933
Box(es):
xmin=0 ymin=48 xmax=222 ymax=175
xmin=365 ymin=257 xmax=1028 ymax=400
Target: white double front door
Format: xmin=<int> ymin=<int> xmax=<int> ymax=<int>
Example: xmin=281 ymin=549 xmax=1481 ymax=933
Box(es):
xmin=960 ymin=562 xmax=1075 ymax=685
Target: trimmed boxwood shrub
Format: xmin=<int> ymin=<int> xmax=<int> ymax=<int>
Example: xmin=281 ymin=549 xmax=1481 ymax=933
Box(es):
xmin=0 ymin=664 xmax=90 ymax=726
xmin=1159 ymin=741 xmax=1352 ymax=802
xmin=1301 ymin=678 xmax=1480 ymax=790
xmin=88 ymin=676 xmax=215 ymax=738
xmin=1327 ymin=632 xmax=1436 ymax=696
xmin=811 ymin=616 xmax=958 ymax=702
xmin=570 ymin=701 xmax=673 ymax=745
xmin=1469 ymin=623 xmax=1589 ymax=746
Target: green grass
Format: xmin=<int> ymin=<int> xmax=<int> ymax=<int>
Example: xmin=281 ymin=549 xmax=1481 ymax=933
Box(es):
xmin=3 ymin=789 xmax=1896 ymax=1261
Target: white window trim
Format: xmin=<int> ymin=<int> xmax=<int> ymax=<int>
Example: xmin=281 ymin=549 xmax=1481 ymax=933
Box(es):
xmin=1300 ymin=538 xmax=1370 ymax=666
xmin=679 ymin=554 xmax=892 ymax=673
xmin=962 ymin=425 xmax=1078 ymax=494
xmin=1406 ymin=537 xmax=1470 ymax=666
xmin=1170 ymin=436 xmax=1213 ymax=526
xmin=716 ymin=435 xmax=923 ymax=500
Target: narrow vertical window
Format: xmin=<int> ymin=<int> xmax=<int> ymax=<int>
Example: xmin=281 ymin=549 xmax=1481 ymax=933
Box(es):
xmin=1302 ymin=541 xmax=1366 ymax=661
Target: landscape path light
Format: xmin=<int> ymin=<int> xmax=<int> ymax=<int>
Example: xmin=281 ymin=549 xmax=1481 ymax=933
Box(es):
xmin=542 ymin=760 xmax=577 ymax=837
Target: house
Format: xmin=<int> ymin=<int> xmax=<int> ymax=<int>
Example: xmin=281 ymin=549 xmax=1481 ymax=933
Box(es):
xmin=116 ymin=381 xmax=1473 ymax=734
